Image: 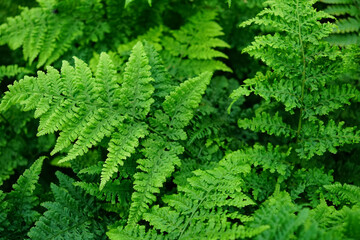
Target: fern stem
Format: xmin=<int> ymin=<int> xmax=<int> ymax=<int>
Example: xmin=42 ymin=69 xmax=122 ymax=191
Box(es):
xmin=296 ymin=0 xmax=307 ymax=142
xmin=177 ymin=192 xmax=209 ymax=240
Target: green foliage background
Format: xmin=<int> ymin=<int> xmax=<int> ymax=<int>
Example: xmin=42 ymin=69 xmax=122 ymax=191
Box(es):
xmin=0 ymin=0 xmax=359 ymax=239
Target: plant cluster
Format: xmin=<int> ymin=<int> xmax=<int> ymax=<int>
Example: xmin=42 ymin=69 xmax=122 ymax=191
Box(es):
xmin=0 ymin=0 xmax=359 ymax=239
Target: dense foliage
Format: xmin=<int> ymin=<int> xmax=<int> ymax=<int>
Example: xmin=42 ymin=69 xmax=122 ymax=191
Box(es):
xmin=0 ymin=0 xmax=359 ymax=239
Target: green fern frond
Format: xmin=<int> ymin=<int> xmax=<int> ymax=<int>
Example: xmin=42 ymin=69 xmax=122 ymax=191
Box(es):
xmin=249 ymin=192 xmax=333 ymax=240
xmin=1 ymin=157 xmax=44 ymax=238
xmin=225 ymin=144 xmax=291 ymax=176
xmin=187 ymin=118 xmax=222 ymax=146
xmin=128 ymin=71 xmax=212 ymax=224
xmin=107 ymin=225 xmax=165 ymax=240
xmin=238 ymin=112 xmax=296 ymax=138
xmin=325 ymin=5 xmax=359 ymax=16
xmin=324 ymin=183 xmax=360 ymax=205
xmin=229 ymin=71 xmax=301 ymax=113
xmin=143 ymin=41 xmax=175 ymax=102
xmin=310 ymin=198 xmax=337 ymax=228
xmin=0 ymin=64 xmax=31 ymax=80
xmin=128 ymin=134 xmax=183 ymax=224
xmin=100 ymin=41 xmax=155 ymax=188
xmin=0 ymin=52 xmax=120 ymax=163
xmin=336 ymin=17 xmax=360 ymax=33
xmin=297 ymin=120 xmax=360 ymax=159
xmin=119 ymin=41 xmax=155 ymax=120
xmin=143 ymin=205 xmax=183 ymax=234
xmin=74 ymin=179 xmax=132 ymax=205
xmin=8 ymin=157 xmax=44 ymax=209
xmin=162 ymin=10 xmax=232 ymax=78
xmin=0 ymin=41 xmax=163 ymax=189
xmin=151 ymin=71 xmax=213 ymax=140
xmin=28 ymin=171 xmax=107 ymax=240
xmin=169 ymin=11 xmax=229 ymax=59
xmin=101 ymin=122 xmax=148 ymax=189
xmin=163 ymin=71 xmax=212 ymax=128
xmin=133 ymin=148 xmax=268 ymax=239
xmin=144 ymin=206 xmax=266 ymax=240
xmin=0 ymin=42 xmax=147 ymax=160
xmin=326 ymin=33 xmax=360 ymax=45
xmin=232 ymin=0 xmax=359 ymax=160
xmin=115 ymin=10 xmax=231 ymax=79
xmin=303 ymin=84 xmax=359 ymax=120
xmin=0 ymin=7 xmax=83 ymax=67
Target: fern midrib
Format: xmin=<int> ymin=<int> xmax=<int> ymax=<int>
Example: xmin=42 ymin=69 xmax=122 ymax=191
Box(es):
xmin=296 ymin=0 xmax=307 ymax=142
xmin=177 ymin=190 xmax=210 ymax=240
xmin=44 ymin=217 xmax=91 ymax=239
xmin=28 ymin=91 xmax=116 ymax=114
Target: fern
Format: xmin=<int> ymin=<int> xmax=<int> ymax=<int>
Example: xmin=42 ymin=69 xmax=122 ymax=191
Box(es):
xmin=230 ymin=0 xmax=360 ymax=160
xmin=296 ymin=120 xmax=360 ymax=159
xmin=116 ymin=10 xmax=232 ymax=79
xmin=128 ymin=71 xmax=212 ymax=224
xmin=321 ymin=0 xmax=360 ymax=45
xmin=100 ymin=40 xmax=155 ymax=189
xmin=110 ymin=148 xmax=269 ymax=239
xmin=0 ymin=0 xmax=109 ymax=67
xmin=1 ymin=52 xmax=119 ymax=162
xmin=249 ymin=191 xmax=339 ymax=239
xmin=74 ymin=180 xmax=132 ymax=205
xmin=325 ymin=183 xmax=360 ymax=205
xmin=238 ymin=112 xmax=296 ymax=138
xmin=0 ymin=41 xmax=213 ymax=225
xmin=108 ymin=225 xmax=165 ymax=240
xmin=0 ymin=42 xmax=155 ymax=189
xmin=0 ymin=64 xmax=31 ymax=80
xmin=0 ymin=7 xmax=83 ymax=67
xmin=0 ymin=157 xmax=44 ymax=239
xmin=319 ymin=183 xmax=360 ymax=239
xmin=28 ymin=171 xmax=109 ymax=240
xmin=1 ymin=1 xmax=360 ymax=239
xmin=161 ymin=10 xmax=232 ymax=78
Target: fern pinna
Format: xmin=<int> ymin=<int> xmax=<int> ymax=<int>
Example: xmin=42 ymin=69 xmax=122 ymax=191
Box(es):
xmin=321 ymin=0 xmax=360 ymax=45
xmin=0 ymin=41 xmax=212 ymax=225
